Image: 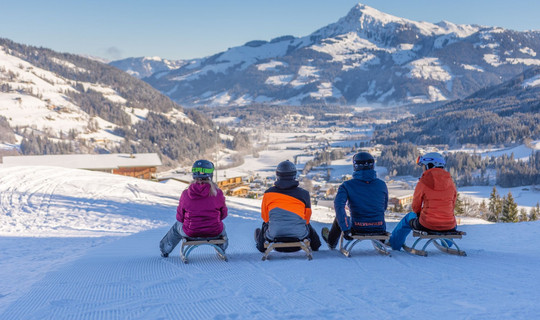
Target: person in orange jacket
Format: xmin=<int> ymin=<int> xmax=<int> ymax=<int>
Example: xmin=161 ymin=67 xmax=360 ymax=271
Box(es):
xmin=389 ymin=152 xmax=457 ymax=250
xmin=254 ymin=160 xmax=321 ymax=252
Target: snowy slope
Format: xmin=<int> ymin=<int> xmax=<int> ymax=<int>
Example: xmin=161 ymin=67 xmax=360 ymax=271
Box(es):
xmin=0 ymin=45 xmax=123 ymax=143
xmin=0 ymin=41 xmax=207 ymax=157
xmin=1 ymin=167 xmax=540 ymax=319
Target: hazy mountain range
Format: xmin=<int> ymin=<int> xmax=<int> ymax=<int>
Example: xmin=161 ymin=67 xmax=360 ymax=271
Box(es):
xmin=110 ymin=56 xmax=187 ymax=79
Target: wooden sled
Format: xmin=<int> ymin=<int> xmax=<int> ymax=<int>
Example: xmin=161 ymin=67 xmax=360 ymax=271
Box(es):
xmin=262 ymin=238 xmax=313 ymax=261
xmin=339 ymin=232 xmax=391 ymax=257
xmin=402 ymin=230 xmax=467 ymax=257
xmin=180 ymin=236 xmax=228 ymax=263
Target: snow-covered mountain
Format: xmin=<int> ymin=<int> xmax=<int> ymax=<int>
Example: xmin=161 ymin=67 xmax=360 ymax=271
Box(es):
xmin=0 ymin=38 xmax=222 ymax=163
xmin=109 ymin=56 xmax=186 ymax=78
xmin=123 ymin=3 xmax=540 ymax=107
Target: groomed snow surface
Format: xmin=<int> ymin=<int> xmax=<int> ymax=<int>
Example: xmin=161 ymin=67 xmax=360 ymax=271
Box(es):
xmin=1 ymin=167 xmax=539 ymax=319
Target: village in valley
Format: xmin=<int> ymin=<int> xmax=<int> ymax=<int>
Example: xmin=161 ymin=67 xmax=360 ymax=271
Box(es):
xmin=0 ymin=108 xmax=417 ymax=216
xmin=5 ymin=106 xmax=536 ymax=226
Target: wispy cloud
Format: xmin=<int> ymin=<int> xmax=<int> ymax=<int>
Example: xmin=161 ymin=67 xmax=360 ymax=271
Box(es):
xmin=103 ymin=46 xmax=123 ymax=60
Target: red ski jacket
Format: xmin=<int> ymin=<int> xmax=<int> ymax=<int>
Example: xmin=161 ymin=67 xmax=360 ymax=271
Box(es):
xmin=412 ymin=168 xmax=457 ymax=231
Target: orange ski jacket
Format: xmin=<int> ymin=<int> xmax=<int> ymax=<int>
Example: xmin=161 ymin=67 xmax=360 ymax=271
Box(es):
xmin=261 ymin=179 xmax=311 ymax=239
xmin=412 ymin=168 xmax=457 ymax=231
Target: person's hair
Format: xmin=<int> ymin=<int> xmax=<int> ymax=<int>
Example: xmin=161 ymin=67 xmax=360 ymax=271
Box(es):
xmin=191 ymin=178 xmax=218 ymax=196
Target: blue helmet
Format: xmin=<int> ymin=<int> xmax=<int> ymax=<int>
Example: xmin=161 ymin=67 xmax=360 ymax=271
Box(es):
xmin=353 ymin=152 xmax=375 ymax=171
xmin=192 ymin=159 xmax=214 ymax=180
xmin=416 ymin=152 xmax=445 ymax=169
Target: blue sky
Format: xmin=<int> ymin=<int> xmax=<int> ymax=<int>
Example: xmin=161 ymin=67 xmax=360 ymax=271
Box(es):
xmin=2 ymin=0 xmax=540 ymax=61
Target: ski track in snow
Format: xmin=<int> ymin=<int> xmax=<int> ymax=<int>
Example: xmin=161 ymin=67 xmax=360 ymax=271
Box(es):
xmin=1 ymin=167 xmax=540 ymax=319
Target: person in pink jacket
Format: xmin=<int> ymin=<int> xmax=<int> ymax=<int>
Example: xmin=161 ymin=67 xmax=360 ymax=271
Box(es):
xmin=159 ymin=159 xmax=228 ymax=257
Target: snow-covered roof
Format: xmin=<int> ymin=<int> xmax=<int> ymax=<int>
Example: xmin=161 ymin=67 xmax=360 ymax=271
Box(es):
xmin=2 ymin=153 xmax=162 ymax=170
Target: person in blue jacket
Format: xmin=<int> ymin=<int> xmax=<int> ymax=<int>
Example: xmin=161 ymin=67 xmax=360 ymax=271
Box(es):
xmin=321 ymin=152 xmax=388 ymax=249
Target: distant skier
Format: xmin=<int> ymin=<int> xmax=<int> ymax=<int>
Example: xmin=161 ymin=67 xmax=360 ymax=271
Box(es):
xmin=321 ymin=152 xmax=388 ymax=249
xmin=255 ymin=160 xmax=321 ymax=252
xmin=160 ymin=159 xmax=228 ymax=257
xmin=389 ymin=152 xmax=457 ymax=250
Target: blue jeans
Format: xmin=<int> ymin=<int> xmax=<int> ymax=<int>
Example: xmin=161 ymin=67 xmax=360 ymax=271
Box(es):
xmin=389 ymin=212 xmax=417 ymax=250
xmin=159 ymin=221 xmax=228 ymax=255
xmin=389 ymin=212 xmax=454 ymax=250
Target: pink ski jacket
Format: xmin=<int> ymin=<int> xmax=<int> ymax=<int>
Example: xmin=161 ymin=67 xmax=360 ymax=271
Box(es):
xmin=176 ymin=182 xmax=228 ymax=237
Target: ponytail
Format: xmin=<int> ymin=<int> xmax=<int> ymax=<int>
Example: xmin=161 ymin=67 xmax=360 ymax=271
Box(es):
xmin=192 ymin=178 xmax=218 ymax=196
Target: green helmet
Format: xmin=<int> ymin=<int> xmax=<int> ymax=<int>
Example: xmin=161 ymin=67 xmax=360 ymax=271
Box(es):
xmin=192 ymin=159 xmax=214 ymax=179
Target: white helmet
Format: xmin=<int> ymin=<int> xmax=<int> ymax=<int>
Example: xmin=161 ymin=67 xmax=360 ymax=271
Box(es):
xmin=416 ymin=152 xmax=445 ymax=169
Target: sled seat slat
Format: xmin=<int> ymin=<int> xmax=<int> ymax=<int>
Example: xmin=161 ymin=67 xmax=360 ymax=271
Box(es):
xmin=183 ymin=239 xmax=227 ymax=246
xmin=180 ymin=236 xmax=228 ymax=263
xmin=350 ymin=232 xmax=391 ymax=241
xmin=405 ymin=229 xmax=467 ymax=257
xmin=412 ymin=230 xmax=466 ymax=239
xmin=339 ymin=232 xmax=391 ymax=257
xmin=262 ymin=238 xmax=312 ymax=261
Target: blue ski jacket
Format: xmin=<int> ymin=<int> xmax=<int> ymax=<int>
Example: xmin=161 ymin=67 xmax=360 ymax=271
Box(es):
xmin=334 ymin=169 xmax=388 ymax=233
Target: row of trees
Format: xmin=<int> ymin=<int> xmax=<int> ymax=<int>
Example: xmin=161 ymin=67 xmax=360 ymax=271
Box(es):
xmin=66 ymin=86 xmax=132 ymax=127
xmin=110 ymin=112 xmax=250 ymax=166
xmin=453 ymin=187 xmax=540 ymax=223
xmin=485 ymin=186 xmax=539 ymax=223
xmin=302 ymin=149 xmax=347 ymax=174
xmin=197 ymin=104 xmax=354 ymax=124
xmin=20 ymin=132 xmax=76 ymax=155
xmin=377 ymin=143 xmax=423 ymax=177
xmin=0 ymin=116 xmax=16 ymax=144
xmin=378 ymin=143 xmax=540 ymax=188
xmin=496 ymin=151 xmax=540 ymax=187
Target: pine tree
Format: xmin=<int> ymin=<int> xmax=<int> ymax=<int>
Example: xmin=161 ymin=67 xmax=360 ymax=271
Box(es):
xmin=519 ymin=208 xmax=528 ymax=222
xmin=530 ymin=203 xmax=539 ymax=221
xmin=454 ymin=193 xmax=465 ymax=216
xmin=488 ymin=186 xmax=502 ymax=222
xmin=479 ymin=200 xmax=489 ymax=220
xmin=501 ymin=192 xmax=519 ymax=223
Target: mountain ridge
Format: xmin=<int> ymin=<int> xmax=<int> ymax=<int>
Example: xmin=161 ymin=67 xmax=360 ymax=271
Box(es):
xmin=0 ymin=37 xmax=229 ymax=165
xmin=112 ymin=3 xmax=540 ymax=107
xmin=373 ymin=66 xmax=540 ymax=146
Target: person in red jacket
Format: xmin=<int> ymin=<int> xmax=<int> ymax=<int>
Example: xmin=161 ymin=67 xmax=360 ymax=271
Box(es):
xmin=389 ymin=152 xmax=457 ymax=250
xmin=159 ymin=159 xmax=228 ymax=257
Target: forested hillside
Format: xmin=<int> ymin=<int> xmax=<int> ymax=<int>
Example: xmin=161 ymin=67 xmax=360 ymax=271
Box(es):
xmin=0 ymin=38 xmax=245 ymax=165
xmin=378 ymin=143 xmax=540 ymax=188
xmin=373 ymin=67 xmax=540 ymax=147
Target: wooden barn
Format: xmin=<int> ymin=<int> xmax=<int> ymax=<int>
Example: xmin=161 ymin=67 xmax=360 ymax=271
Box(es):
xmin=2 ymin=153 xmax=162 ymax=180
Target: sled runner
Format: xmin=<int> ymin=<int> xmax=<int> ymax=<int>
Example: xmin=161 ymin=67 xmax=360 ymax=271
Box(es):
xmin=339 ymin=232 xmax=391 ymax=257
xmin=180 ymin=236 xmax=228 ymax=263
xmin=262 ymin=237 xmax=313 ymax=261
xmin=402 ymin=230 xmax=467 ymax=257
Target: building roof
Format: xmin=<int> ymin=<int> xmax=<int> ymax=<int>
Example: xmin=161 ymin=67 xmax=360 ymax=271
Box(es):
xmin=387 ymin=185 xmax=414 ymax=199
xmin=2 ymin=153 xmax=162 ymax=170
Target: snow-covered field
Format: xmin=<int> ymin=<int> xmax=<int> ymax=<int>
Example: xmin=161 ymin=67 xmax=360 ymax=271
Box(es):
xmin=1 ymin=167 xmax=540 ymax=319
xmin=449 ymin=140 xmax=540 ymax=161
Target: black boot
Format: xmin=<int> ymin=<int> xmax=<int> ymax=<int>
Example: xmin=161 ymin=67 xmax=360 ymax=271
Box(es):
xmin=321 ymin=227 xmax=335 ymax=250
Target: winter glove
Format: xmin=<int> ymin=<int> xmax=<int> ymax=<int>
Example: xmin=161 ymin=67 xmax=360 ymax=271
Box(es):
xmin=342 ymin=230 xmax=353 ymax=240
